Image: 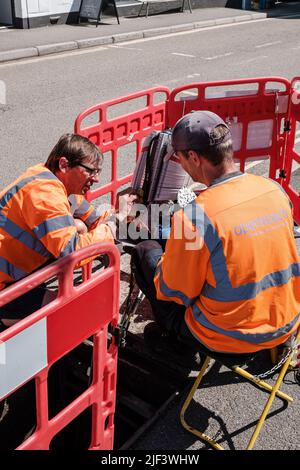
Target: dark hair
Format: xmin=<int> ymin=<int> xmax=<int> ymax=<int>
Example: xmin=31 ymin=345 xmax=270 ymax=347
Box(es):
xmin=45 ymin=134 xmax=103 ymax=173
xmin=182 ymin=125 xmax=234 ymax=166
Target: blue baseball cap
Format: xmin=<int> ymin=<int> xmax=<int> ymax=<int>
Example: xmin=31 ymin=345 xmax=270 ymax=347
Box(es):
xmin=171 ymin=110 xmax=231 ymax=153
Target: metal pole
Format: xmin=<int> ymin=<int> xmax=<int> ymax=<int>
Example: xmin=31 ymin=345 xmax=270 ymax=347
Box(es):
xmin=25 ymin=0 xmax=30 ymax=28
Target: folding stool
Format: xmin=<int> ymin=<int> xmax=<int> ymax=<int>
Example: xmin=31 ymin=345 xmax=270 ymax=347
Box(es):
xmin=180 ymin=327 xmax=300 ymax=450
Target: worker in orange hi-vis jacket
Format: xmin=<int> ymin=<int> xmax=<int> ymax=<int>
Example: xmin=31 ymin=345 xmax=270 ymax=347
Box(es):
xmin=132 ymin=111 xmax=300 ymax=355
xmin=0 ymin=133 xmax=136 ymax=328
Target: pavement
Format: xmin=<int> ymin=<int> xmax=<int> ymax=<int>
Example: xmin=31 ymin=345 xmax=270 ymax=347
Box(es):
xmin=0 ymin=1 xmax=300 ymax=63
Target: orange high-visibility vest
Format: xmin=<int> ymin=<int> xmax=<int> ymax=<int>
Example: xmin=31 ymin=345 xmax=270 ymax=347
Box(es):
xmin=68 ymin=194 xmax=109 ymax=229
xmin=0 ymin=164 xmax=113 ymax=290
xmin=154 ymin=172 xmax=300 ymax=353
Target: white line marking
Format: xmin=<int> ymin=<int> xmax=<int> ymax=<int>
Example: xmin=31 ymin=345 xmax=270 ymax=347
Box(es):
xmin=245 ymin=160 xmax=263 ymax=170
xmin=202 ymin=52 xmax=233 ymax=60
xmin=0 ymin=46 xmax=109 ymax=67
xmin=108 ymin=45 xmax=143 ymax=51
xmin=255 ymin=41 xmax=281 ymax=48
xmin=172 ymin=52 xmax=195 ymax=58
xmin=238 ymin=55 xmax=268 ymax=64
xmin=0 ymin=17 xmax=269 ymax=68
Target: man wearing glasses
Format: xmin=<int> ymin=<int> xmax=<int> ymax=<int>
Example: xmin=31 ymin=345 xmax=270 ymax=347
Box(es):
xmin=0 ymin=133 xmax=134 ymax=328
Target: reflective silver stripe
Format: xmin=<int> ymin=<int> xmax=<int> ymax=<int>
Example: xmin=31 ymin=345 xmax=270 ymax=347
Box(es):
xmin=0 ymin=171 xmax=57 ymax=211
xmin=192 ymin=303 xmax=300 ymax=344
xmin=156 ymin=264 xmax=197 ymax=307
xmin=32 ymin=215 xmax=75 ymax=239
xmin=68 ymin=194 xmax=77 ymax=215
xmin=203 ymin=263 xmax=300 ymax=301
xmin=0 ymin=213 xmax=51 ymax=259
xmin=85 ymin=207 xmax=101 ymax=227
xmin=0 ymin=256 xmax=27 ymax=281
xmin=184 ymin=201 xmax=299 ymax=302
xmin=74 ymin=198 xmax=90 ymax=217
xmin=60 ymin=232 xmax=78 ymax=257
xmin=0 ymin=318 xmax=48 ymax=400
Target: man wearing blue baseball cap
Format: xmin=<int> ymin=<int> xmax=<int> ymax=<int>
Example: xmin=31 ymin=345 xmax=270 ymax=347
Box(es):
xmin=132 ymin=110 xmax=300 ymax=357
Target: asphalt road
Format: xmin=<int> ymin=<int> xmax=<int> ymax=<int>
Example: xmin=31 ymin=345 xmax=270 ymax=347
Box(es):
xmin=1 ymin=13 xmax=300 ymax=188
xmin=1 ymin=12 xmax=300 ymax=451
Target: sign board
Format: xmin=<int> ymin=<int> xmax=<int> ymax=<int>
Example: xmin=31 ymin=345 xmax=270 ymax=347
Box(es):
xmin=79 ymin=0 xmax=120 ymax=24
xmin=79 ymin=0 xmax=103 ymax=20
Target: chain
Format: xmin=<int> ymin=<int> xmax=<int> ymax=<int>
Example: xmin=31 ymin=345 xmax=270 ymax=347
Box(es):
xmin=253 ymin=339 xmax=299 ymax=380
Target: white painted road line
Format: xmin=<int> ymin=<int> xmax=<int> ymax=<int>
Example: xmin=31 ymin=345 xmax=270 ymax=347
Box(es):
xmin=172 ymin=52 xmax=196 ymax=58
xmin=255 ymin=41 xmax=281 ymax=48
xmin=245 ymin=160 xmax=264 ymax=171
xmin=238 ymin=55 xmax=268 ymax=64
xmin=108 ymin=45 xmax=143 ymax=51
xmin=202 ymin=52 xmax=233 ymax=60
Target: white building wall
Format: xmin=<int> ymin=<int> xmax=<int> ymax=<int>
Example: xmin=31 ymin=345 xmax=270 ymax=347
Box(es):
xmin=14 ymin=0 xmax=81 ymax=18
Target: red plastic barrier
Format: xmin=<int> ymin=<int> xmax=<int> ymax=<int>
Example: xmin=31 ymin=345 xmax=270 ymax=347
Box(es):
xmin=74 ymin=77 xmax=300 ymax=225
xmin=282 ymin=77 xmax=300 ymax=224
xmin=75 ymin=87 xmax=170 ymax=206
xmin=167 ymin=77 xmax=291 ymax=180
xmin=0 ymin=243 xmax=120 ymax=450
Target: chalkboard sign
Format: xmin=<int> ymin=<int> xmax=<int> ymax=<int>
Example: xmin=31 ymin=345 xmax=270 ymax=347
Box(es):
xmin=79 ymin=0 xmax=120 ymax=25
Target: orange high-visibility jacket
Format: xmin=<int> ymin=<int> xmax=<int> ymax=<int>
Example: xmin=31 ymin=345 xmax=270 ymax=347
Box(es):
xmin=0 ymin=164 xmax=113 ymax=291
xmin=154 ymin=172 xmax=300 ymax=353
xmin=68 ymin=194 xmax=108 ymax=229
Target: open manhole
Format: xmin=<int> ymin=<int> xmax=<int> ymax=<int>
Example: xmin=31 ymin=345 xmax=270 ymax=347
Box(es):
xmin=0 ymin=333 xmax=196 ymax=450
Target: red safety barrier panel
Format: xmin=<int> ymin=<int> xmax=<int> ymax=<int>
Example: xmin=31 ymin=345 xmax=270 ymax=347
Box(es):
xmin=74 ymin=77 xmax=300 ymax=225
xmin=75 ymin=87 xmax=170 ymax=206
xmin=167 ymin=77 xmax=291 ymax=180
xmin=0 ymin=243 xmax=120 ymax=450
xmin=282 ymin=77 xmax=300 ymax=224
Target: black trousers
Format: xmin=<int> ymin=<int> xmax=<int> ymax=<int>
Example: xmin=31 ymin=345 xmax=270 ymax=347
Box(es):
xmin=131 ymin=240 xmax=204 ymax=350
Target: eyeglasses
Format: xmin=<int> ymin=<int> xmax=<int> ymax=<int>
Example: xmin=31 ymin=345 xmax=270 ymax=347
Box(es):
xmin=77 ymin=162 xmax=101 ymax=177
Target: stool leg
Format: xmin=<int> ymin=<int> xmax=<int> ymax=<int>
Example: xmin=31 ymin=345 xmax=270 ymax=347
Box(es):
xmin=180 ymin=356 xmax=225 ymax=451
xmin=270 ymin=347 xmax=278 ymax=364
xmin=247 ymin=348 xmax=295 ymax=450
xmin=233 ymin=366 xmax=293 ymax=402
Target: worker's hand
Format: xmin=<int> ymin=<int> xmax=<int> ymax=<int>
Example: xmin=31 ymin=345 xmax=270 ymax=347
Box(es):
xmin=116 ymin=189 xmax=140 ymax=223
xmin=74 ymin=218 xmax=88 ymax=234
